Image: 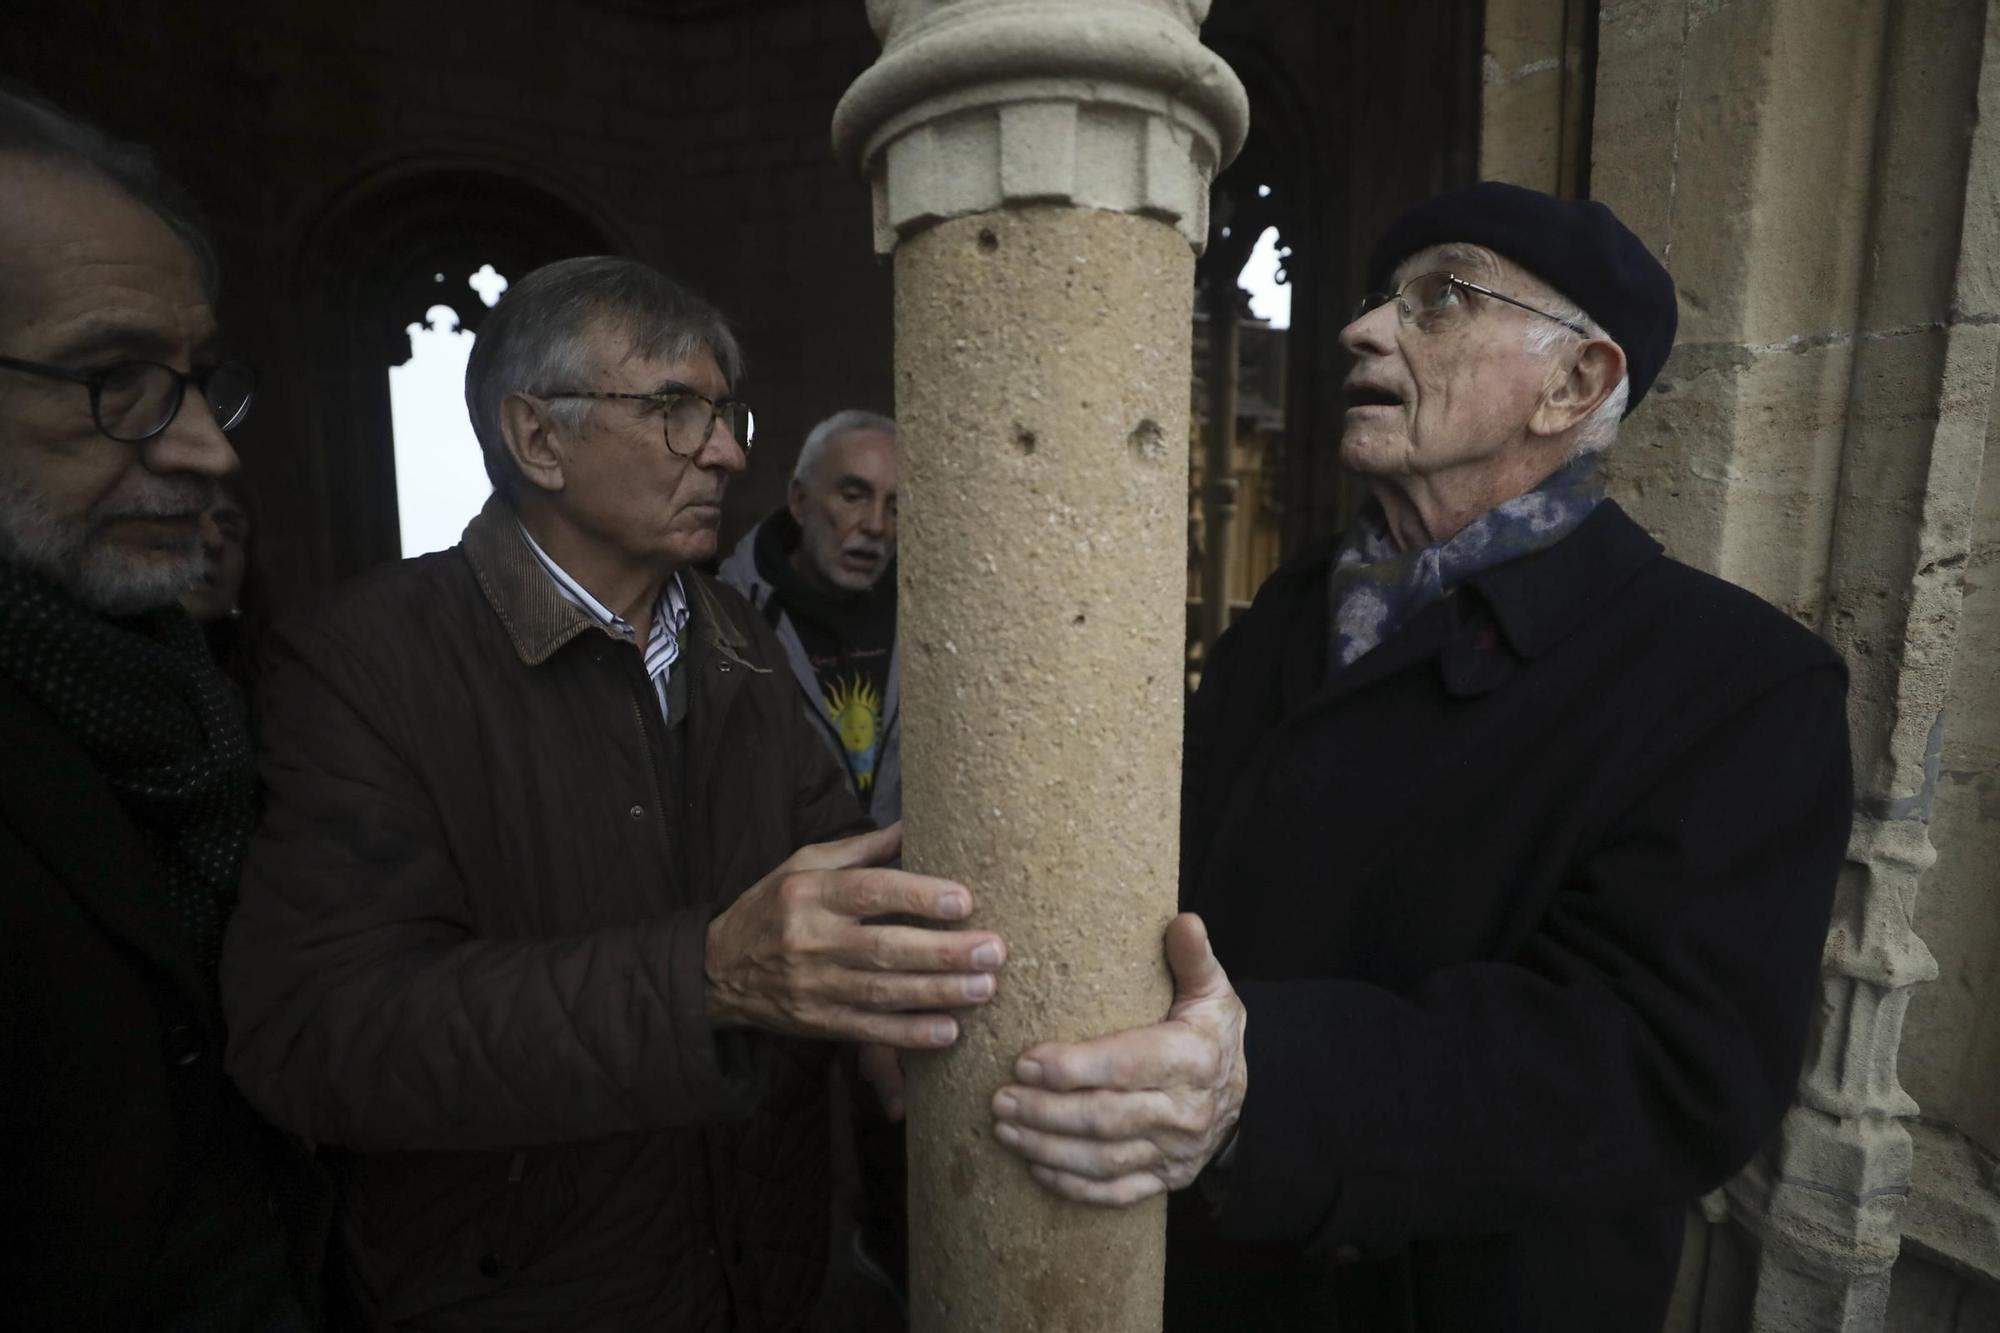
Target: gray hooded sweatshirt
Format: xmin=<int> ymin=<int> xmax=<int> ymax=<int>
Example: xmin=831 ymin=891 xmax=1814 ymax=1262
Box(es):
xmin=718 ymin=518 xmax=901 ymax=826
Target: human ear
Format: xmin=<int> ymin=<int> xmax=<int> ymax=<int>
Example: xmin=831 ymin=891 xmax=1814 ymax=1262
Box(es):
xmin=787 ymin=476 xmax=808 ymax=524
xmin=502 ymin=394 xmax=568 ymax=495
xmin=1530 ymin=338 xmax=1627 ymax=440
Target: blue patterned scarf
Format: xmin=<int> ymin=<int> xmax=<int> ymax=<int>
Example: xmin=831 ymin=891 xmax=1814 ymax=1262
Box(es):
xmin=1327 ymin=456 xmax=1604 ymax=676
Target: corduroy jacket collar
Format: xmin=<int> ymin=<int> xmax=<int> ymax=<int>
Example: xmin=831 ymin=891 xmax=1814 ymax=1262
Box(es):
xmin=459 ymin=494 xmax=760 ymax=670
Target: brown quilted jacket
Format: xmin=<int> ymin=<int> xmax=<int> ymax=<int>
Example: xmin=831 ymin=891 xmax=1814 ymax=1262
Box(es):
xmin=221 ymin=498 xmax=869 ymax=1331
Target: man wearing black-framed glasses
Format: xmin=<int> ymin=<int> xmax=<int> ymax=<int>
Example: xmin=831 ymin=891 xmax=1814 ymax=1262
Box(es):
xmin=0 ymin=89 xmax=310 ymax=1332
xmin=0 ymin=217 xmax=252 ymax=616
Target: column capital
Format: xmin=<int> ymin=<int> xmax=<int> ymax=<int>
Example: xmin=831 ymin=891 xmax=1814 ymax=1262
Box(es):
xmin=832 ymin=0 xmax=1250 ymax=254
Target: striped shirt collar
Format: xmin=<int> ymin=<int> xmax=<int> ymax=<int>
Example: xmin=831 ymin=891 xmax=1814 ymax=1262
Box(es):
xmin=517 ymin=522 xmax=690 ymax=714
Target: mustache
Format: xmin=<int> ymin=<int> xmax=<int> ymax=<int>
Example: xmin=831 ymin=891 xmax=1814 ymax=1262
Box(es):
xmin=90 ymin=476 xmax=220 ymax=526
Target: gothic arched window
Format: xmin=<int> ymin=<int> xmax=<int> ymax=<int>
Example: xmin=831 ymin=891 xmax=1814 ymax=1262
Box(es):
xmin=293 ymin=166 xmax=617 ymax=579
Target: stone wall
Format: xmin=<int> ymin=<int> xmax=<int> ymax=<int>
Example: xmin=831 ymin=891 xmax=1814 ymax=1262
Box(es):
xmin=1479 ymin=0 xmax=1594 ymax=197
xmin=1483 ymin=0 xmax=2000 ymax=1327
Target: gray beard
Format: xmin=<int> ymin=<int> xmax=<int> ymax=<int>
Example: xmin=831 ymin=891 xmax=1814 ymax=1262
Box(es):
xmin=0 ymin=462 xmax=217 ymax=617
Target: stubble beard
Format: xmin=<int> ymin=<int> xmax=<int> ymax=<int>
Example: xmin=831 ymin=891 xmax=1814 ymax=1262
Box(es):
xmin=0 ymin=461 xmax=217 ymax=617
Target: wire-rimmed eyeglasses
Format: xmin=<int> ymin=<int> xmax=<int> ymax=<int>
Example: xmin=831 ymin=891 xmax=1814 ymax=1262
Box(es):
xmin=1352 ymin=271 xmax=1593 ymax=337
xmin=0 ymin=354 xmax=256 ymax=443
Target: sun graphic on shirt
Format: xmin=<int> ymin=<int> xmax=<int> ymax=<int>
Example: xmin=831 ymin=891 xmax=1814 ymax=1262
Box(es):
xmin=822 ymin=675 xmax=883 ymax=790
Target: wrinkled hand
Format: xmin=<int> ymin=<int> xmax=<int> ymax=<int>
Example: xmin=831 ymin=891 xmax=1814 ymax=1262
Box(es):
xmin=705 ymin=823 xmax=1005 ymax=1049
xmin=990 ymin=913 xmax=1245 ymax=1206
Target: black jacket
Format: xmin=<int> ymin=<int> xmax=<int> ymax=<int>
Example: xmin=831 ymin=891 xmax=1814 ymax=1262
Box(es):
xmin=0 ymin=678 xmax=311 ymax=1331
xmin=1166 ymin=501 xmax=1851 ymax=1332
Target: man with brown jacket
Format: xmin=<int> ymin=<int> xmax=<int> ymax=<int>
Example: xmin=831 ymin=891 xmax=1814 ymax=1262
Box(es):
xmin=220 ymin=258 xmax=1006 ymax=1331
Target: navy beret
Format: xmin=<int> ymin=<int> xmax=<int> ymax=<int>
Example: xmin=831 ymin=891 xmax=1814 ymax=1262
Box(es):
xmin=1364 ymin=181 xmax=1678 ymax=417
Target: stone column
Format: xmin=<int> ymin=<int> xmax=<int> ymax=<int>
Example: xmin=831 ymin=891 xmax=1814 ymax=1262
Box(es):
xmin=833 ymin=4 xmax=1247 ymax=1330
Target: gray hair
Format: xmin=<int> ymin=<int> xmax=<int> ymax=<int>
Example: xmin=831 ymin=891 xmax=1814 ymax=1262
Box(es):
xmin=0 ymin=84 xmax=219 ymax=299
xmin=1522 ymin=289 xmax=1630 ymax=457
xmin=465 ymin=256 xmax=744 ymax=500
xmin=793 ymin=408 xmax=896 ymax=484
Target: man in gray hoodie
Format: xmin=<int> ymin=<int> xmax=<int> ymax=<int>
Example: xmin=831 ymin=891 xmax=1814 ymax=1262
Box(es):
xmin=720 ymin=409 xmax=900 ymax=826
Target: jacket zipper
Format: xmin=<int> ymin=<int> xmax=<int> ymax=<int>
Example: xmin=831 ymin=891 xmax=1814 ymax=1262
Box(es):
xmin=630 ymin=692 xmax=669 ymax=828
xmin=619 ymin=656 xmax=738 ymax=1294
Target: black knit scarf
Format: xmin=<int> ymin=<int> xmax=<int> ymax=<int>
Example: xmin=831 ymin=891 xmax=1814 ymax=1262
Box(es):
xmin=0 ymin=563 xmax=256 ymax=975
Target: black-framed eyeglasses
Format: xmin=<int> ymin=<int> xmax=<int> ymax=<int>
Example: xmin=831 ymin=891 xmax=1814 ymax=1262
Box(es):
xmin=0 ymin=354 xmax=256 ymax=444
xmin=539 ymin=386 xmax=754 ymax=459
xmin=1352 ymin=271 xmax=1593 ymax=337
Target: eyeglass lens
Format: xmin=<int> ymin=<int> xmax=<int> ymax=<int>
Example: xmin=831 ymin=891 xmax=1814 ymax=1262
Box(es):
xmin=663 ymin=396 xmax=754 ymax=456
xmin=97 ymin=363 xmax=177 ymax=441
xmin=95 ymin=362 xmax=255 ymax=443
xmin=204 ymin=363 xmax=256 ymax=432
xmin=1351 ymin=272 xmax=1457 ymax=325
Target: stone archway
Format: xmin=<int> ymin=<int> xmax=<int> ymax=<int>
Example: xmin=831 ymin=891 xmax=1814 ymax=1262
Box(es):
xmin=292 ymin=162 xmax=618 ymax=581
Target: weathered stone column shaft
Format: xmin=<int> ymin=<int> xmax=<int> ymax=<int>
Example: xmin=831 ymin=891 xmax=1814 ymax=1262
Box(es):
xmin=835 ymin=3 xmax=1246 ymax=1330
xmin=897 ymin=203 xmax=1192 ymax=1333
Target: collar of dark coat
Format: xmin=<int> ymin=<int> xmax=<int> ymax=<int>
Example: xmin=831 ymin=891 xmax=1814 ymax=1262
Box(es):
xmin=1461 ymin=498 xmax=1663 ymax=657
xmin=461 ymin=494 xmax=766 ymax=673
xmin=1270 ymin=499 xmax=1662 ymax=709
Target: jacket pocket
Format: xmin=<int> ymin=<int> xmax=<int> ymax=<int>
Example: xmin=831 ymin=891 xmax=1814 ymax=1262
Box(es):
xmin=480 ymin=1147 xmax=579 ymax=1279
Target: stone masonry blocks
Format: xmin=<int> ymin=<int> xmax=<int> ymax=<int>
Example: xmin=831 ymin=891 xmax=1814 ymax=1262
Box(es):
xmin=1581 ymin=0 xmax=2000 ymax=1326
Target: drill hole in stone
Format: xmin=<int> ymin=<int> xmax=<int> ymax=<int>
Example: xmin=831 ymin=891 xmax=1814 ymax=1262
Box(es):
xmin=1072 ymin=613 xmax=1086 ymax=626
xmin=1013 ymin=424 xmax=1037 ymax=454
xmin=1128 ymin=417 xmax=1166 ymax=461
xmin=977 ymin=228 xmax=1000 ymax=253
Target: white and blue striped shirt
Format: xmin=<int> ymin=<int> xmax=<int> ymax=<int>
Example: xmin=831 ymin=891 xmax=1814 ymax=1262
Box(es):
xmin=518 ymin=524 xmax=691 ymax=723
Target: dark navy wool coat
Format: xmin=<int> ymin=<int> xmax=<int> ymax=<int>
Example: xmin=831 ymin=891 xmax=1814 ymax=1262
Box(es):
xmin=1166 ymin=501 xmax=1852 ymax=1333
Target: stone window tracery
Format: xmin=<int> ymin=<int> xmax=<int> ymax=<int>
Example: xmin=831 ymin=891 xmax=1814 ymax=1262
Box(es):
xmin=388 ymin=267 xmax=512 ymax=557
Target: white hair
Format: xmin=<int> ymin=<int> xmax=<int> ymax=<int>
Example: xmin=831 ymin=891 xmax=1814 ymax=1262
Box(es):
xmin=793 ymin=409 xmax=895 ymax=484
xmin=1522 ymin=291 xmax=1630 ymax=457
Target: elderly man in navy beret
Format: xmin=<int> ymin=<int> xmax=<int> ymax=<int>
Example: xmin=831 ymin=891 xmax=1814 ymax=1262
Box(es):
xmin=985 ymin=182 xmax=1852 ymax=1331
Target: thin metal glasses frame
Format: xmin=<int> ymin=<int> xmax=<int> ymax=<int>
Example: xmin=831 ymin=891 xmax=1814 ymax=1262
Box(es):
xmin=1354 ymin=272 xmax=1594 ymax=338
